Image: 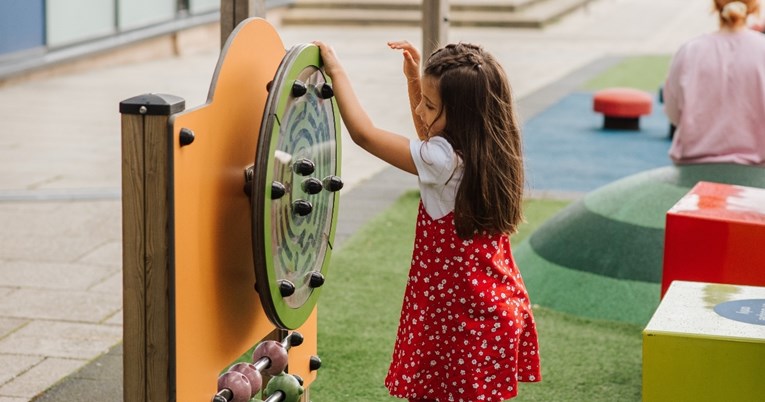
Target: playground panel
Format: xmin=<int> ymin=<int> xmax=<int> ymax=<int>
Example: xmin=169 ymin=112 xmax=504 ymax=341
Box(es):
xmin=121 ymin=17 xmax=340 ymax=401
xmin=169 ymin=17 xmax=284 ymax=400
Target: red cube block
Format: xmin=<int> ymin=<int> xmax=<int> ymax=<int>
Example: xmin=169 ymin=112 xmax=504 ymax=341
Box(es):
xmin=661 ymin=181 xmax=765 ymax=297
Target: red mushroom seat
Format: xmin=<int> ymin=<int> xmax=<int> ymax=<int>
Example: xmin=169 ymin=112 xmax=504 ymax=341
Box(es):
xmin=593 ymin=87 xmax=653 ymax=130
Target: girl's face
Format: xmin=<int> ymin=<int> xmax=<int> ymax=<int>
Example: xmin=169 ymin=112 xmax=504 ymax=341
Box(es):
xmin=416 ymin=75 xmax=446 ymax=137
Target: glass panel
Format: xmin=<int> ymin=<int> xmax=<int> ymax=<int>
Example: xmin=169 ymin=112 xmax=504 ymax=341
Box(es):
xmin=117 ymin=0 xmax=176 ymax=31
xmin=46 ymin=0 xmax=115 ymax=48
xmin=188 ymin=0 xmax=218 ymax=14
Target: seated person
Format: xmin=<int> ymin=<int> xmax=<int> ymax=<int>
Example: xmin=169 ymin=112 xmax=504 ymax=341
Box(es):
xmin=664 ymin=0 xmax=765 ymax=166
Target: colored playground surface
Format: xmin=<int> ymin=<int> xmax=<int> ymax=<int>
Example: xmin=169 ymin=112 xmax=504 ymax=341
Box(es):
xmin=524 ymin=55 xmax=673 ymax=193
xmin=518 ymin=54 xmax=765 ymax=326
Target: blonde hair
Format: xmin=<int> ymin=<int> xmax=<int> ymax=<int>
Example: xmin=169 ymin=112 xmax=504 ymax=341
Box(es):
xmin=715 ymin=0 xmax=759 ymax=28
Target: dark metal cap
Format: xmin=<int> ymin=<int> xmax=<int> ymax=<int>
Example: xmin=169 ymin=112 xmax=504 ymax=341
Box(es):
xmin=119 ymin=93 xmax=185 ymax=115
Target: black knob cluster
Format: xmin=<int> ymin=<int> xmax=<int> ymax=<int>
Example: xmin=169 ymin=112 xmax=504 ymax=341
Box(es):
xmin=275 ymin=272 xmax=324 ymax=298
xmin=290 ymin=80 xmax=334 ymax=100
xmin=269 ymin=157 xmax=344 ymax=218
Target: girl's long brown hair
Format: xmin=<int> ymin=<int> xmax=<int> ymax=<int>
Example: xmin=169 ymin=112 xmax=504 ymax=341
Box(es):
xmin=424 ymin=43 xmax=524 ymax=239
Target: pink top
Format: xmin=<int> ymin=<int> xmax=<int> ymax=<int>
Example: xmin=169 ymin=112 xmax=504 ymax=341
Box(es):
xmin=664 ymin=29 xmax=765 ymax=166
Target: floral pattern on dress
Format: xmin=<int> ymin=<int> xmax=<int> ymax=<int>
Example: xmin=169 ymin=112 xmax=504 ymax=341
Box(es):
xmin=385 ymin=202 xmax=541 ymax=402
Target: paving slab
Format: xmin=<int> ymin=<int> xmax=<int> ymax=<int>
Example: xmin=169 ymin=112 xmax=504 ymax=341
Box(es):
xmin=0 ymin=359 xmax=87 ymax=400
xmin=0 ymin=355 xmax=42 ymax=387
xmin=0 ymin=261 xmax=116 ymax=290
xmin=0 ymin=321 xmax=121 ymax=360
xmin=0 ymin=289 xmax=120 ymax=323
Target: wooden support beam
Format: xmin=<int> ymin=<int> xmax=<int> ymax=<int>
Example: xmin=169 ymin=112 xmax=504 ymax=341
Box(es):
xmin=422 ymin=0 xmax=449 ymax=60
xmin=221 ymin=0 xmax=267 ymax=48
xmin=120 ymin=94 xmax=185 ymax=402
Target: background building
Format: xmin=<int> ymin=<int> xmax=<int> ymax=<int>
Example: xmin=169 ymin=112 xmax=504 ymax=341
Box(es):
xmin=0 ymin=0 xmax=289 ymax=84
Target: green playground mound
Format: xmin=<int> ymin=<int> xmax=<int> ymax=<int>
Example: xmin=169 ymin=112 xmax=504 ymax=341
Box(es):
xmin=517 ymin=163 xmax=765 ymax=325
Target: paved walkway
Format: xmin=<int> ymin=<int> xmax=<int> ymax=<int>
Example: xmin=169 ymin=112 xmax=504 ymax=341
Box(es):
xmin=0 ymin=0 xmax=717 ymax=400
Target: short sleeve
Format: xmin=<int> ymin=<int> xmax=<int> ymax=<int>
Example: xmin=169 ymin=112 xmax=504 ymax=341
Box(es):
xmin=409 ymin=136 xmax=458 ymax=184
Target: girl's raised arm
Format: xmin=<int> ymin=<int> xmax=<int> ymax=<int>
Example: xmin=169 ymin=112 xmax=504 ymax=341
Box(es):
xmin=388 ymin=40 xmax=427 ymax=140
xmin=314 ymin=41 xmax=417 ymax=175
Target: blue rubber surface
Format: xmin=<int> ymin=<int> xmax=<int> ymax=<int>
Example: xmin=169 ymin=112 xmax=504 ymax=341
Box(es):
xmin=523 ymin=91 xmax=672 ymax=193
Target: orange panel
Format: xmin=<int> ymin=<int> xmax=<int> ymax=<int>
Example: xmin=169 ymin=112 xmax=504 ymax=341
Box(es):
xmin=289 ymin=307 xmax=319 ymax=385
xmin=168 ymin=18 xmax=290 ymax=401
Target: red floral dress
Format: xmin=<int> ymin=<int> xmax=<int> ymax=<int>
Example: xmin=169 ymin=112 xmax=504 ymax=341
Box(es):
xmin=385 ymin=202 xmax=541 ymax=402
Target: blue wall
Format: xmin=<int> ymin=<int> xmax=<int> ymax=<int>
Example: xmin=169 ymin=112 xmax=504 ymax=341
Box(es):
xmin=0 ymin=0 xmax=294 ymax=67
xmin=0 ymin=0 xmax=45 ymax=56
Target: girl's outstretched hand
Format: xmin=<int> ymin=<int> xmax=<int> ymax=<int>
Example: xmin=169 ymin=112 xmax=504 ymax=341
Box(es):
xmin=388 ymin=40 xmax=421 ymax=82
xmin=313 ymin=41 xmax=343 ymax=79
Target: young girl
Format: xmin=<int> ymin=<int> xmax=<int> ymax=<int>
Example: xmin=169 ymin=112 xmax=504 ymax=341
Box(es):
xmin=314 ymin=40 xmax=541 ymax=402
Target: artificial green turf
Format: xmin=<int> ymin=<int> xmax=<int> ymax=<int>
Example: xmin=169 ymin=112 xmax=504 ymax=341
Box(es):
xmin=582 ymin=55 xmax=672 ymax=92
xmin=517 ymin=164 xmax=765 ymax=326
xmin=312 ymin=191 xmax=643 ymax=401
xmin=528 ymin=201 xmax=665 ymax=283
xmin=516 ymin=240 xmax=661 ymax=326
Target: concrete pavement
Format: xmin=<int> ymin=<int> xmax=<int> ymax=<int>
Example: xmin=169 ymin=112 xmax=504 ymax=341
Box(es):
xmin=0 ymin=0 xmax=717 ymax=400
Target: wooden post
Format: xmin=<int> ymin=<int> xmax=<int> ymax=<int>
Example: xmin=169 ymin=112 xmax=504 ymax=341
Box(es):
xmin=422 ymin=0 xmax=449 ymax=60
xmin=120 ymin=94 xmax=185 ymax=402
xmin=221 ymin=0 xmax=267 ymax=48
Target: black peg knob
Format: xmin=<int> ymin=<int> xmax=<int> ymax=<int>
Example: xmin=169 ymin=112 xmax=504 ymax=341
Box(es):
xmin=301 ymin=177 xmax=323 ymax=194
xmin=318 ymin=83 xmax=334 ymax=99
xmin=308 ymin=271 xmax=325 ymax=288
xmin=179 ymin=128 xmax=195 ymax=146
xmin=323 ymin=176 xmax=344 ymax=192
xmin=293 ymin=159 xmax=315 ymax=176
xmin=271 ymin=181 xmax=286 ymax=199
xmin=292 ymin=200 xmax=313 ymax=216
xmin=292 ymin=80 xmax=307 ymax=97
xmin=293 ymin=374 xmax=304 ymax=386
xmin=266 ymin=80 xmax=274 ymax=92
xmin=289 ymin=331 xmax=304 ymax=347
xmin=243 ymin=166 xmax=254 ymax=197
xmin=279 ymin=280 xmax=295 ymax=297
xmin=309 ymin=355 xmax=322 ymax=371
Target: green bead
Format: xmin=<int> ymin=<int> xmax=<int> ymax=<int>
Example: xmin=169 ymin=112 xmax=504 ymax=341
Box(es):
xmin=264 ymin=373 xmax=304 ymax=402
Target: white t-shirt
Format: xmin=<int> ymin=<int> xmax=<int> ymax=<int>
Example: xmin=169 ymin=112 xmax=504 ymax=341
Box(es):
xmin=409 ymin=136 xmax=463 ymax=219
